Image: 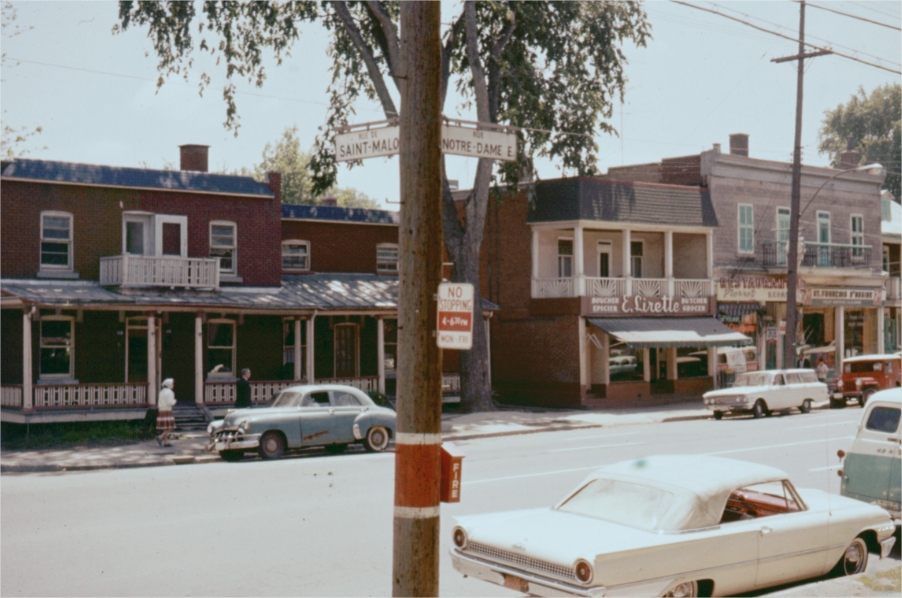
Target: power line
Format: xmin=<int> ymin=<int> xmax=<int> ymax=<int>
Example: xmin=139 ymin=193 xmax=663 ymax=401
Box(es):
xmin=669 ymin=1 xmax=901 ymax=75
xmin=853 ymin=1 xmax=902 ymax=21
xmin=803 ymin=1 xmax=901 ymax=31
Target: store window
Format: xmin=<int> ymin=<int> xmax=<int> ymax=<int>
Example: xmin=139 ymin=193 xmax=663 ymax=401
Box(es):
xmin=609 ymin=345 xmax=644 ymax=382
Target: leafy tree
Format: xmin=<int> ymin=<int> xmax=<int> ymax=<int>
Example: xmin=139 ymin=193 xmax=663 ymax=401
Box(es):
xmin=1 ymin=1 xmax=45 ymax=158
xmin=239 ymin=125 xmax=379 ymax=207
xmin=818 ymin=83 xmax=901 ymax=201
xmin=116 ymin=1 xmax=649 ymax=412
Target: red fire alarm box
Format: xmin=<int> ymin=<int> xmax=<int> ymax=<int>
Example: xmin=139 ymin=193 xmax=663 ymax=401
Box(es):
xmin=440 ymin=442 xmax=466 ymax=503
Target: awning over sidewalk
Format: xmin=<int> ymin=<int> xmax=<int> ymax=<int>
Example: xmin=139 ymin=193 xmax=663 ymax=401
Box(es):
xmin=587 ymin=317 xmax=751 ymax=349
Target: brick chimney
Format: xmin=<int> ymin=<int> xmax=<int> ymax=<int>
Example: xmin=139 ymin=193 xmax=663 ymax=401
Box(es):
xmin=320 ymin=196 xmax=338 ymax=207
xmin=839 ymin=135 xmax=860 ymax=169
xmin=179 ymin=144 xmax=209 ymax=172
xmin=264 ymin=171 xmax=282 ymax=203
xmin=729 ymin=133 xmax=749 ymax=157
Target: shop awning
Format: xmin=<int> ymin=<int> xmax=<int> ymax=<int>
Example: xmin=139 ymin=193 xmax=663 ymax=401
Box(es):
xmin=587 ymin=317 xmax=752 ymax=349
xmin=717 ymin=302 xmax=765 ymax=321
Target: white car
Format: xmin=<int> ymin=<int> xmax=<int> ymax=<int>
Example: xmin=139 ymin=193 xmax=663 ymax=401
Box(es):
xmin=450 ymin=455 xmax=896 ymax=597
xmin=703 ymin=369 xmax=827 ymax=420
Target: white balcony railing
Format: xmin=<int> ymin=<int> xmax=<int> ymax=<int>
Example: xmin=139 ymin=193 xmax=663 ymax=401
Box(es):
xmin=585 ymin=277 xmax=627 ymax=298
xmin=532 ymin=277 xmax=576 ymax=298
xmin=887 ymin=277 xmax=901 ymax=301
xmin=675 ymin=279 xmax=713 ymax=298
xmin=33 ymin=383 xmax=148 ymax=409
xmin=1 ymin=385 xmax=23 ymax=408
xmin=204 ymin=377 xmax=380 ymax=405
xmin=100 ymin=254 xmax=220 ymax=289
xmin=533 ymin=277 xmax=715 ymax=300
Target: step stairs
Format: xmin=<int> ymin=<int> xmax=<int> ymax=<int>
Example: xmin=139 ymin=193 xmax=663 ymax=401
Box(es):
xmin=172 ymin=403 xmax=211 ymax=431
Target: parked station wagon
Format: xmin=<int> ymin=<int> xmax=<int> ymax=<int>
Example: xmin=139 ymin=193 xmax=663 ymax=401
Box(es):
xmin=831 ymin=354 xmax=902 ymax=408
xmin=207 ymin=384 xmax=396 ymax=461
xmin=703 ymin=369 xmax=827 ymax=420
xmin=450 ymin=455 xmax=895 ymax=597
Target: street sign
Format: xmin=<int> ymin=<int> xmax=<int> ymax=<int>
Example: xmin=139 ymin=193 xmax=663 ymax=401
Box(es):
xmin=334 ymin=120 xmax=517 ymax=162
xmin=437 ymin=282 xmax=474 ymax=350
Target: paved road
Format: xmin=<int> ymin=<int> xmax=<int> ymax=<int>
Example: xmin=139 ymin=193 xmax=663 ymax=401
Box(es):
xmin=2 ymin=408 xmax=897 ymax=596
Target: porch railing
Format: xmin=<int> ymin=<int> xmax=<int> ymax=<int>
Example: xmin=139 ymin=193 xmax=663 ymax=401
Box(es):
xmin=532 ymin=277 xmax=575 ymax=298
xmin=442 ymin=374 xmax=461 ymax=394
xmin=32 ymin=383 xmax=148 ymax=409
xmin=204 ymin=377 xmax=380 ymax=405
xmin=585 ymin=277 xmax=627 ymax=298
xmin=537 ymin=277 xmax=714 ymax=299
xmin=100 ymin=254 xmax=220 ymax=289
xmin=887 ymin=277 xmax=901 ymax=301
xmin=674 ymin=279 xmax=713 ymax=298
xmin=1 ymin=385 xmax=23 ymax=408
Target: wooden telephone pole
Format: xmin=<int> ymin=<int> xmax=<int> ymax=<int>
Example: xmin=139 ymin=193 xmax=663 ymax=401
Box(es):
xmin=772 ymin=0 xmax=831 ymax=368
xmin=392 ymin=4 xmax=443 ymax=596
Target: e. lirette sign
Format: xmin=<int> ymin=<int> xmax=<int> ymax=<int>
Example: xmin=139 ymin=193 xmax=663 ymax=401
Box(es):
xmin=334 ymin=120 xmax=517 ymax=162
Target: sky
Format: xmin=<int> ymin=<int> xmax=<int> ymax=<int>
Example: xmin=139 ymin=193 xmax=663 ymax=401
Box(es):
xmin=2 ymin=1 xmax=900 ymax=209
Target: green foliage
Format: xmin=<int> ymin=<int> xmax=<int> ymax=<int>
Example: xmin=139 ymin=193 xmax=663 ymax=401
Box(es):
xmin=818 ymin=83 xmax=901 ymax=201
xmin=1 ymin=1 xmax=45 ymax=158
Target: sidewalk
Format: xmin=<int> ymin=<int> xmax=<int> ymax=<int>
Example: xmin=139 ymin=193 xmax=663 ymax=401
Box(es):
xmin=1 ymin=399 xmax=714 ymax=473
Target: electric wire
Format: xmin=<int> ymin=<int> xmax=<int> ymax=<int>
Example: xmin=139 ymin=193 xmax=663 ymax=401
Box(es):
xmin=801 ymin=1 xmax=901 ymax=32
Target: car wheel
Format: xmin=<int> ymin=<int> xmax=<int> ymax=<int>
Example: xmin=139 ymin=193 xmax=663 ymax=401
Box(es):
xmin=219 ymin=450 xmax=244 ymax=462
xmin=753 ymin=400 xmax=766 ymax=419
xmin=834 ymin=537 xmax=868 ymax=577
xmin=663 ymin=580 xmax=697 ymax=597
xmin=713 ymin=411 xmax=724 ymax=420
xmin=363 ymin=426 xmax=390 ymax=452
xmin=325 ymin=443 xmax=348 ymax=455
xmin=258 ymin=431 xmax=285 ymax=460
xmin=860 ymin=389 xmax=874 ymax=407
xmin=800 ymin=399 xmax=812 ymax=414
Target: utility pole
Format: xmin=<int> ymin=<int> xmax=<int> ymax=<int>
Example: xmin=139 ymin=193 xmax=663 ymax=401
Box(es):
xmin=393 ymin=3 xmax=443 ymax=597
xmin=772 ymin=0 xmax=831 ymax=368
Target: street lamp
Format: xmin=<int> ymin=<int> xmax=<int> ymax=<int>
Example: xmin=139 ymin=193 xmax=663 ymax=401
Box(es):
xmin=784 ymin=162 xmax=885 ymax=368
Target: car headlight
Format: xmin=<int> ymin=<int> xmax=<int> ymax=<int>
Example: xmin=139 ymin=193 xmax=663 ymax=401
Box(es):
xmin=855 ymin=379 xmax=862 ymax=388
xmin=574 ymin=559 xmax=593 ymax=584
xmin=452 ymin=527 xmax=468 ymax=549
xmin=238 ymin=421 xmax=250 ymax=432
xmin=837 ymin=379 xmax=843 ymax=389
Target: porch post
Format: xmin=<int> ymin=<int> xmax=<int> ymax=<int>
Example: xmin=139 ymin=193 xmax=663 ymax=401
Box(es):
xmin=666 ymin=347 xmax=678 ymax=381
xmin=293 ymin=318 xmax=303 ymax=380
xmin=643 ymin=348 xmax=651 ymax=382
xmin=574 ymin=224 xmax=585 ymax=296
xmin=601 ymin=333 xmax=610 ymax=386
xmin=148 ymin=313 xmax=157 ymax=406
xmin=708 ymin=346 xmax=718 ymax=389
xmin=306 ymin=316 xmax=315 ymax=384
xmin=377 ymin=316 xmax=386 ymax=394
xmin=622 ymin=228 xmax=632 ymax=295
xmin=706 ymin=231 xmax=714 ymax=279
xmin=835 ymin=306 xmax=845 ymax=368
xmin=876 ymin=307 xmax=885 ymax=354
xmin=195 ymin=312 xmax=203 ymax=405
xmin=578 ymin=317 xmax=588 ymax=400
xmin=22 ymin=309 xmax=33 ymax=411
xmin=665 ymin=230 xmax=674 ymax=296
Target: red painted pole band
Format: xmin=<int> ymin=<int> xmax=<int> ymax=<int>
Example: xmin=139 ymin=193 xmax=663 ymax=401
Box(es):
xmin=394 ymin=443 xmax=441 ymax=508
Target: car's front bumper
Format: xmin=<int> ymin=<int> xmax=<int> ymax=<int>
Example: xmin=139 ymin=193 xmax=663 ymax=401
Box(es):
xmin=881 ymin=536 xmax=897 ymax=558
xmin=704 ymin=398 xmax=754 ymax=412
xmin=451 ymin=549 xmax=604 ymax=597
xmin=207 ymin=428 xmax=261 ymax=453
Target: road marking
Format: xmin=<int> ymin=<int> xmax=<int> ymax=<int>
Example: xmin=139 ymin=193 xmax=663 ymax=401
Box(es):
xmin=809 ymin=464 xmax=841 ymax=472
xmin=464 ymin=465 xmax=603 ymax=486
xmin=549 ymin=441 xmax=645 ymax=453
xmin=705 ymin=437 xmax=854 ymax=456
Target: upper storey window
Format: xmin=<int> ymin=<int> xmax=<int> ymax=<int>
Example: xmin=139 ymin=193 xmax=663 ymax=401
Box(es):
xmin=282 ymin=240 xmax=310 ymax=271
xmin=210 ymin=221 xmax=237 ymax=274
xmin=738 ymin=204 xmax=754 ymax=254
xmin=557 ymin=239 xmax=573 ymax=278
xmin=377 ymin=243 xmax=399 ymax=274
xmin=40 ymin=211 xmax=73 ymax=270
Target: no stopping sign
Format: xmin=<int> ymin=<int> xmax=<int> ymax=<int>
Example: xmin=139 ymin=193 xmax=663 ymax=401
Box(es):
xmin=437 ymin=282 xmax=474 ymax=350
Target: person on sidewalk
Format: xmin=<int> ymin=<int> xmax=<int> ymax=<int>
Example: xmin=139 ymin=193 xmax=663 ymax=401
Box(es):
xmin=236 ymin=368 xmax=252 ymax=409
xmin=156 ymin=378 xmax=177 ymax=447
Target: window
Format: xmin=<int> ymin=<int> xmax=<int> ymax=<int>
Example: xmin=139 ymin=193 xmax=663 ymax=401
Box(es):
xmin=884 ymin=246 xmax=891 ymax=273
xmin=282 ymin=240 xmax=310 ymax=271
xmin=776 ymin=207 xmax=790 ymax=266
xmin=334 ymin=323 xmax=359 ymax=377
xmin=210 ymin=221 xmax=237 ymax=274
xmin=817 ymin=212 xmax=831 ymax=266
xmin=40 ymin=317 xmax=74 ymax=378
xmin=598 ymin=241 xmax=611 ymax=278
xmin=384 ymin=319 xmax=398 ymax=375
xmin=851 ymin=214 xmax=864 ymax=258
xmin=282 ymin=319 xmax=306 ymax=376
xmin=630 ymin=241 xmax=644 ymax=278
xmin=865 ymin=407 xmax=901 ymax=434
xmin=377 ymin=243 xmax=399 ymax=273
xmin=332 ymin=391 xmax=362 ymax=407
xmin=207 ymin=319 xmax=235 ymax=377
xmin=558 ymin=239 xmax=573 ymax=278
xmin=738 ymin=204 xmax=754 ymax=254
xmin=40 ymin=211 xmax=73 ymax=269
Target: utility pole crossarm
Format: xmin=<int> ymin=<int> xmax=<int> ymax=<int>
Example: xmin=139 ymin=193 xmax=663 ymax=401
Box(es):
xmin=771 ymin=49 xmax=833 ymax=63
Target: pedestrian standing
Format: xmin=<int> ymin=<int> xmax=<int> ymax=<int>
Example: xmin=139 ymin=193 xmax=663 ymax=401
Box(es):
xmin=156 ymin=378 xmax=177 ymax=447
xmin=236 ymin=367 xmax=252 ymax=409
xmin=816 ymin=358 xmax=829 ymax=382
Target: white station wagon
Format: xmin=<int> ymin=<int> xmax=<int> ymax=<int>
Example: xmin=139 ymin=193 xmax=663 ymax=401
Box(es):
xmin=703 ymin=369 xmax=827 ymax=420
xmin=450 ymin=455 xmax=896 ymax=597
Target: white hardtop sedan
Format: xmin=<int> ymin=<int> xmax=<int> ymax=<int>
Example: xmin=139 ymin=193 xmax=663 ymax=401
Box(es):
xmin=450 ymin=455 xmax=895 ymax=597
xmin=703 ymin=369 xmax=827 ymax=420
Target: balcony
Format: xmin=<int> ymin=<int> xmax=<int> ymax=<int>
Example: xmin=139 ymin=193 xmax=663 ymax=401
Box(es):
xmin=100 ymin=254 xmax=220 ymax=289
xmin=532 ymin=277 xmax=714 ymax=299
xmin=762 ymin=242 xmax=872 ymax=270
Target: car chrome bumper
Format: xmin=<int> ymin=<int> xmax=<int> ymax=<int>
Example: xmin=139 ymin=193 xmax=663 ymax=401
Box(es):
xmin=208 ymin=430 xmax=261 ymax=452
xmin=450 ymin=549 xmax=604 ymax=597
xmin=881 ymin=536 xmax=896 ymax=558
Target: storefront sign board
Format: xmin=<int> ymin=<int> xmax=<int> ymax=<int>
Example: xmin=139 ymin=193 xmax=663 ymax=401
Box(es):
xmin=581 ymin=295 xmax=715 ymax=317
xmin=800 ymin=287 xmax=882 ymax=307
xmin=716 ymin=277 xmax=787 ymax=302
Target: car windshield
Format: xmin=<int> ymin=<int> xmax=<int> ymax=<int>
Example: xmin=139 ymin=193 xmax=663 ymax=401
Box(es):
xmin=734 ymin=372 xmax=771 ymax=387
xmin=846 ymin=361 xmax=884 ymax=373
xmin=556 ymin=478 xmax=675 ymax=532
xmin=271 ymin=391 xmax=302 ymax=408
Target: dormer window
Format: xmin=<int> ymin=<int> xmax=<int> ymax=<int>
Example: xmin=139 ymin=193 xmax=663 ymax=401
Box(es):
xmin=282 ymin=240 xmax=310 ymax=271
xmin=377 ymin=243 xmax=399 ymax=274
xmin=210 ymin=221 xmax=237 ymax=274
xmin=40 ymin=211 xmax=73 ymax=270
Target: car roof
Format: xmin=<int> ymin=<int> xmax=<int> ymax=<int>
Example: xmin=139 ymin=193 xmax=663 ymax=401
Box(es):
xmin=844 ymin=354 xmax=902 ymax=363
xmin=277 ymin=384 xmax=372 ymax=396
xmin=577 ymin=455 xmax=788 ymax=531
xmin=868 ymin=388 xmax=902 ymax=405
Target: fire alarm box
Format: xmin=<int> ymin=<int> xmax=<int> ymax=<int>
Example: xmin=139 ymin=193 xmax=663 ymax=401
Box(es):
xmin=440 ymin=442 xmax=466 ymax=503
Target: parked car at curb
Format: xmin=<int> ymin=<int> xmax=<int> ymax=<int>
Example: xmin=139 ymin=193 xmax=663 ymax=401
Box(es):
xmin=837 ymin=388 xmax=901 ymax=526
xmin=831 ymin=354 xmax=902 ymax=409
xmin=206 ymin=384 xmax=396 ymax=461
xmin=450 ymin=455 xmax=896 ymax=597
xmin=703 ymin=369 xmax=827 ymax=420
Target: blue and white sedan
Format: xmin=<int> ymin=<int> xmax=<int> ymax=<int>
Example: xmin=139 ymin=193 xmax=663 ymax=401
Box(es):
xmin=207 ymin=384 xmax=396 ymax=461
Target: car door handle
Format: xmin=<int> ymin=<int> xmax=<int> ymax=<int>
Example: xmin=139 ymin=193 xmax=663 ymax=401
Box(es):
xmin=760 ymin=526 xmax=772 ymax=536
xmin=888 ymin=437 xmax=900 ymax=443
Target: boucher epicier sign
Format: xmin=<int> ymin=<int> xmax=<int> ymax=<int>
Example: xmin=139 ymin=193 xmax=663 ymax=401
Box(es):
xmin=437 ymin=283 xmax=475 ymax=350
xmin=334 ymin=118 xmax=517 ymax=162
xmin=581 ymin=295 xmax=715 ymax=316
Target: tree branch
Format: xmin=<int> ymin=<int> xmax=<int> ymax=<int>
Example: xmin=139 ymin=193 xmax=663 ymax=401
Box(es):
xmin=441 ymin=12 xmax=465 ymax=108
xmin=331 ymin=1 xmax=398 ymax=117
xmin=487 ymin=10 xmax=516 ymax=123
xmin=364 ymin=1 xmax=401 ymax=87
xmin=464 ymin=1 xmax=490 ymax=123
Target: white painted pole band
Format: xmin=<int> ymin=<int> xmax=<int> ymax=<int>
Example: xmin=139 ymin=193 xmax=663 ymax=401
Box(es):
xmin=394 ymin=505 xmax=441 ymax=519
xmin=395 ymin=432 xmax=443 ymax=445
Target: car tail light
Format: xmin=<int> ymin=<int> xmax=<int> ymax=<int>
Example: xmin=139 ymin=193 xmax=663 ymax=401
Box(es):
xmin=452 ymin=527 xmax=467 ymax=549
xmin=575 ymin=560 xmax=593 ymax=583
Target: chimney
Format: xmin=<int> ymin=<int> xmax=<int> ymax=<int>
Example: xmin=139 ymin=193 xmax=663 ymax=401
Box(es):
xmin=839 ymin=135 xmax=860 ymax=169
xmin=729 ymin=133 xmax=749 ymax=157
xmin=320 ymin=195 xmax=338 ymax=207
xmin=179 ymin=144 xmax=209 ymax=172
xmin=264 ymin=171 xmax=282 ymax=203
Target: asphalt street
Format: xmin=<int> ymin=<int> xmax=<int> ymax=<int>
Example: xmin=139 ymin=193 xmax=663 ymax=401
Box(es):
xmin=1 ymin=408 xmax=898 ymax=596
